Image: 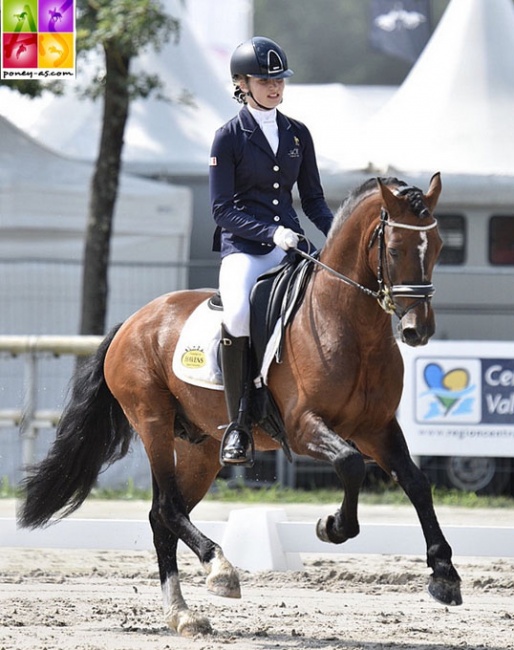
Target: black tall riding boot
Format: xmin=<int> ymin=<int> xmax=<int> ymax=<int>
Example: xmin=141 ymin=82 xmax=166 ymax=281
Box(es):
xmin=219 ymin=325 xmax=254 ymax=466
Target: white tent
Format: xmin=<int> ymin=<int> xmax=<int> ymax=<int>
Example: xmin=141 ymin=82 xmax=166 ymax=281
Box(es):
xmin=0 ymin=0 xmax=236 ymax=176
xmin=2 ymin=0 xmax=514 ymax=180
xmin=2 ymin=0 xmax=514 ymax=271
xmin=281 ymin=83 xmax=396 ymax=173
xmin=0 ymin=114 xmax=192 ymax=335
xmin=364 ymin=0 xmax=514 ymax=176
xmin=0 ymin=113 xmax=193 ymax=489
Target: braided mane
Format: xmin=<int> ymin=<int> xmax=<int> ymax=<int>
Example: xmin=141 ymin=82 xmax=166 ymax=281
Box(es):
xmin=329 ymin=177 xmax=430 ymax=240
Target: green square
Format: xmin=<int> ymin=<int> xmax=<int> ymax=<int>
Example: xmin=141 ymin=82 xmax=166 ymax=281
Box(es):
xmin=2 ymin=0 xmax=38 ymax=33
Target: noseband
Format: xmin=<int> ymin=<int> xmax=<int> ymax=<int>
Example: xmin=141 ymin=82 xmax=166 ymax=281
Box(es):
xmin=295 ymin=207 xmax=438 ymax=320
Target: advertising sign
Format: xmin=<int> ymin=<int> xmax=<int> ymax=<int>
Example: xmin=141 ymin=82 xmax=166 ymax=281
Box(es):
xmin=398 ymin=341 xmax=514 ymax=457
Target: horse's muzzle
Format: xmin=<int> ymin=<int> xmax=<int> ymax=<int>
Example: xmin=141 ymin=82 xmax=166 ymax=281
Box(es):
xmin=399 ymin=308 xmax=435 ymax=347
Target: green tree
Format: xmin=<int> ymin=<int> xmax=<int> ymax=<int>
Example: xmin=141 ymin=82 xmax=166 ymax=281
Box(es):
xmin=77 ymin=0 xmax=179 ymax=335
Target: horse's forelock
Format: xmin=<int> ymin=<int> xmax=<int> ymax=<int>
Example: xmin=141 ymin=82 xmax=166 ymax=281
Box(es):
xmin=404 ymin=189 xmax=431 ymax=220
xmin=383 ymin=178 xmax=437 ymax=220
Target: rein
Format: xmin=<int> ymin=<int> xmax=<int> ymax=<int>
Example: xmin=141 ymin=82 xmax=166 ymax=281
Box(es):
xmin=294 ymin=208 xmax=439 ymax=319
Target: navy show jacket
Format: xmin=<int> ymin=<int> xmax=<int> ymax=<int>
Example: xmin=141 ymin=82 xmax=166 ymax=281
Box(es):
xmin=210 ymin=105 xmax=333 ymax=258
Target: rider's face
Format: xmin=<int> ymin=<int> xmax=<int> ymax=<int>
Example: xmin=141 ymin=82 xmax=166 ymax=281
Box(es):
xmin=242 ymin=77 xmax=285 ymax=110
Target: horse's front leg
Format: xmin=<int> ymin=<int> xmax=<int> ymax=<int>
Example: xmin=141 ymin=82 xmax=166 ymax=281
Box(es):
xmin=300 ymin=416 xmax=366 ymax=544
xmin=371 ymin=419 xmax=462 ymax=607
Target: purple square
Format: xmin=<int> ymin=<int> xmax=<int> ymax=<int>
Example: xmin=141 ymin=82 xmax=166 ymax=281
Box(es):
xmin=39 ymin=0 xmax=75 ymax=33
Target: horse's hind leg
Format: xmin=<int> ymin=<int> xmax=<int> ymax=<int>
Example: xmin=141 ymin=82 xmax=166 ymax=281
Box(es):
xmin=369 ymin=419 xmax=462 ymax=606
xmin=173 ymin=437 xmax=241 ymax=599
xmin=150 ymin=474 xmax=212 ymax=637
xmin=149 ymin=435 xmax=240 ymax=635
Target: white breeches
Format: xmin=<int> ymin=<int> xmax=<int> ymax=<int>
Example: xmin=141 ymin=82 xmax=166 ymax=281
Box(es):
xmin=219 ymin=248 xmax=286 ymax=337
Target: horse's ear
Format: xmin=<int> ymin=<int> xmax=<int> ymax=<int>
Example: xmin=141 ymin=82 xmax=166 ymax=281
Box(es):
xmin=424 ymin=172 xmax=442 ymax=212
xmin=377 ymin=178 xmax=400 ymax=217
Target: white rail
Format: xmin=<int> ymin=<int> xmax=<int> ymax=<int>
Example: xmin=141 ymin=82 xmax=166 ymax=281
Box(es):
xmin=0 ymin=335 xmax=103 ymax=355
xmin=2 ymin=508 xmax=513 ymax=569
xmin=0 ymin=336 xmax=103 ymax=468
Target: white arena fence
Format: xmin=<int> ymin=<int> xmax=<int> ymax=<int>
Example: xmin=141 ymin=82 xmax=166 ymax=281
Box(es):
xmin=2 ymin=507 xmax=513 ymax=571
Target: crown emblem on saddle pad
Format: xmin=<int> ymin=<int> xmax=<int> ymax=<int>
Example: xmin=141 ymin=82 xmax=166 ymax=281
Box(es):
xmin=181 ymin=346 xmax=207 ymax=369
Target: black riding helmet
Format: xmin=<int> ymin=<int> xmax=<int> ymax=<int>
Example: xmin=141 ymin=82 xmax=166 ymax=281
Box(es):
xmin=230 ymin=36 xmax=294 ymax=80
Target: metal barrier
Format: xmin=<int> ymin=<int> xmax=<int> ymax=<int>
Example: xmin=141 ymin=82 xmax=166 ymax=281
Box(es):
xmin=0 ymin=336 xmax=348 ymax=490
xmin=0 ymin=336 xmax=103 ymax=470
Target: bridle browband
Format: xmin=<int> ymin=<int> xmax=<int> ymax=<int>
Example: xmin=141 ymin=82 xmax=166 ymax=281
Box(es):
xmin=294 ymin=206 xmax=438 ymax=320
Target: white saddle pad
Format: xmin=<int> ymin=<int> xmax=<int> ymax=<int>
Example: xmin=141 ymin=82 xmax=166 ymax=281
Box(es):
xmin=172 ymin=300 xmax=225 ymax=390
xmin=172 ymin=298 xmax=282 ymax=391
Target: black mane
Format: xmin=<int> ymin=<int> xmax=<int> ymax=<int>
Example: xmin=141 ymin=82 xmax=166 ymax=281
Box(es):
xmin=331 ymin=177 xmax=429 ymax=235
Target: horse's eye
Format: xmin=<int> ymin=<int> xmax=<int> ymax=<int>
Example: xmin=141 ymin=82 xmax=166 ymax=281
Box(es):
xmin=388 ymin=248 xmax=399 ymax=259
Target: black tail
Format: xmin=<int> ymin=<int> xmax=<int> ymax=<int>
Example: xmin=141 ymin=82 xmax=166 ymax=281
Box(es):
xmin=18 ymin=324 xmax=134 ymax=528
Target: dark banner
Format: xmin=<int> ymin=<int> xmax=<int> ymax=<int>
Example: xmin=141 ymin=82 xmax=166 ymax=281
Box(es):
xmin=369 ymin=0 xmax=432 ymax=63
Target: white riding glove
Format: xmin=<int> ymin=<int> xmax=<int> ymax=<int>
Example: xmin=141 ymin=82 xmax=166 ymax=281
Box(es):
xmin=273 ymin=226 xmax=299 ymax=251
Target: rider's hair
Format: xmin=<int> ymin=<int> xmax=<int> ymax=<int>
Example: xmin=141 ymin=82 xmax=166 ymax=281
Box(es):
xmin=232 ymin=74 xmax=248 ymax=105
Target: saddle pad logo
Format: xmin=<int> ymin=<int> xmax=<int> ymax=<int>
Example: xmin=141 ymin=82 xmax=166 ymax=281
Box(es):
xmin=415 ymin=358 xmax=480 ymax=424
xmin=181 ymin=347 xmax=206 ymax=369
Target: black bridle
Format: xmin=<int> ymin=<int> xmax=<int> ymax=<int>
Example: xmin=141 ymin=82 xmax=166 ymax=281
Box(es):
xmin=294 ymin=207 xmax=439 ymax=320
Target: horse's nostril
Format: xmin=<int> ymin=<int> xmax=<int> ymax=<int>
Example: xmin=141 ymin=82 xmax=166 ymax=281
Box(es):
xmin=402 ymin=327 xmax=420 ymax=345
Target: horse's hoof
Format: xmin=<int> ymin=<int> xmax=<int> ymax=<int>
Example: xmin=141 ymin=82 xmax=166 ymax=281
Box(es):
xmin=204 ymin=546 xmax=241 ymax=598
xmin=428 ymin=576 xmax=463 ymax=606
xmin=166 ymin=610 xmax=213 ymax=637
xmin=316 ymin=515 xmax=334 ymax=543
xmin=206 ymin=569 xmax=241 ymax=599
xmin=316 ymin=514 xmax=356 ymax=544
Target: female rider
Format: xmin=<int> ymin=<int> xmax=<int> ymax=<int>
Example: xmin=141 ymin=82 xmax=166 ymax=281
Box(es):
xmin=210 ymin=36 xmax=333 ymax=466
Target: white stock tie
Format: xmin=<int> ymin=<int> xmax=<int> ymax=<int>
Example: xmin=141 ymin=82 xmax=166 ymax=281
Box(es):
xmin=249 ymin=106 xmax=279 ymax=155
xmin=261 ymin=116 xmax=279 ymax=155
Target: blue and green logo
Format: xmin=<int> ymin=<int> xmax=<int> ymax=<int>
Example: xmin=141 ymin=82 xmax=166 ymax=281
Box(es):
xmin=415 ymin=357 xmax=481 ymax=424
